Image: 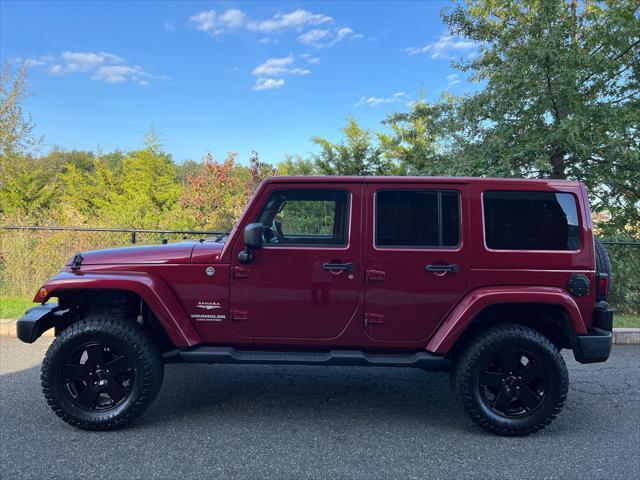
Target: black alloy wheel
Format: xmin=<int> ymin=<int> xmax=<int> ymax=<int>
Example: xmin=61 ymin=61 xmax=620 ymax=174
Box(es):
xmin=41 ymin=317 xmax=164 ymax=430
xmin=477 ymin=348 xmax=549 ymax=417
xmin=451 ymin=323 xmax=569 ymax=436
xmin=62 ymin=341 xmax=135 ymax=411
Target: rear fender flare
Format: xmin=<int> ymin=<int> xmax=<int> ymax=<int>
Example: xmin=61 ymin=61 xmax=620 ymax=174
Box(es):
xmin=427 ymin=286 xmax=587 ymax=354
xmin=38 ymin=272 xmax=201 ymax=347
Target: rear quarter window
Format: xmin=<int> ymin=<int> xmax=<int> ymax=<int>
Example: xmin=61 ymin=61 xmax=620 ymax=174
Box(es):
xmin=483 ymin=191 xmax=580 ymax=251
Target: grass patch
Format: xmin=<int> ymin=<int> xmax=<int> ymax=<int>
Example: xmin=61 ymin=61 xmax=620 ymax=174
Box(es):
xmin=615 ymin=314 xmax=640 ymax=328
xmin=0 ymin=296 xmax=34 ymax=319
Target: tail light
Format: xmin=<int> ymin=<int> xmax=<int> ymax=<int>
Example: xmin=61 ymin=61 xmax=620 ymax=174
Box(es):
xmin=596 ymin=273 xmax=609 ymax=302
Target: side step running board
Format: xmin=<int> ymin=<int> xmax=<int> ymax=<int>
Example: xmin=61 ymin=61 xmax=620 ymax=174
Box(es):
xmin=171 ymin=347 xmax=445 ymax=370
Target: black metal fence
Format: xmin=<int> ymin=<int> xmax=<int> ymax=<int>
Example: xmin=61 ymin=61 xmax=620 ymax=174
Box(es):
xmin=1 ymin=225 xmax=225 ymax=244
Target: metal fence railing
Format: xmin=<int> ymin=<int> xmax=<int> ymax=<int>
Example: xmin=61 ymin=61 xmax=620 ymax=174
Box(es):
xmin=1 ymin=225 xmax=225 ymax=244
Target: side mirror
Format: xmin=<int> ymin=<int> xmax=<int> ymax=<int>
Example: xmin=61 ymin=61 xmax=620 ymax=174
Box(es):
xmin=244 ymin=223 xmax=264 ymax=249
xmin=238 ymin=223 xmax=263 ymax=263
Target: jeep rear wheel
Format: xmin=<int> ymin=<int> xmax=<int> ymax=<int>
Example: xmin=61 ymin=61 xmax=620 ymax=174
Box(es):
xmin=41 ymin=317 xmax=164 ymax=430
xmin=451 ymin=324 xmax=568 ymax=436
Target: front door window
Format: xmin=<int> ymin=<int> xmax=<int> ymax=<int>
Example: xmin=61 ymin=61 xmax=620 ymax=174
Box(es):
xmin=257 ymin=190 xmax=350 ymax=246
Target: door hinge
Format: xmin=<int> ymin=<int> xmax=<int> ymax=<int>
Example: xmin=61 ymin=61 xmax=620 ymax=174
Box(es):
xmin=232 ymin=266 xmax=251 ymax=279
xmin=366 ymin=269 xmax=386 ymax=282
xmin=230 ymin=309 xmax=249 ymax=322
xmin=364 ymin=313 xmax=384 ymax=327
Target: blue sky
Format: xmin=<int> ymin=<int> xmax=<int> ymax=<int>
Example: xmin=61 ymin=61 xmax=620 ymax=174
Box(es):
xmin=1 ymin=1 xmax=477 ymax=165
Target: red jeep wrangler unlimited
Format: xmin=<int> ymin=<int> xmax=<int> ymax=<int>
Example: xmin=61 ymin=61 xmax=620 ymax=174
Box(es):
xmin=18 ymin=177 xmax=613 ymax=435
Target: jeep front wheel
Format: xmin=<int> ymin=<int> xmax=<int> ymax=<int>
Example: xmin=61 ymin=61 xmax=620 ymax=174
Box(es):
xmin=451 ymin=324 xmax=569 ymax=436
xmin=41 ymin=317 xmax=164 ymax=430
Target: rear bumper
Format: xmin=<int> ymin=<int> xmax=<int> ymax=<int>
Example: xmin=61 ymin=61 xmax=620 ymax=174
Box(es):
xmin=16 ymin=303 xmax=67 ymax=343
xmin=573 ymin=305 xmax=614 ymax=364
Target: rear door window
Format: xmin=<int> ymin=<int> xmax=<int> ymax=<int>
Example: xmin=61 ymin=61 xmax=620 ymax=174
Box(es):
xmin=375 ymin=190 xmax=460 ymax=248
xmin=483 ymin=191 xmax=580 ymax=250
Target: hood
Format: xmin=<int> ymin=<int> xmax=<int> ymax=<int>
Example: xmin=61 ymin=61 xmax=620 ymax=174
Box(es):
xmin=70 ymin=242 xmax=198 ymax=265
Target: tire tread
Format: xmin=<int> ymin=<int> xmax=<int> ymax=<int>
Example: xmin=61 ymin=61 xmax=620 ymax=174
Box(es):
xmin=451 ymin=323 xmax=569 ymax=436
xmin=41 ymin=317 xmax=164 ymax=430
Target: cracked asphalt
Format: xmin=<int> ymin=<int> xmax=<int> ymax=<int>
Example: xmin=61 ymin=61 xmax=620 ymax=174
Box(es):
xmin=1 ymin=336 xmax=638 ymax=480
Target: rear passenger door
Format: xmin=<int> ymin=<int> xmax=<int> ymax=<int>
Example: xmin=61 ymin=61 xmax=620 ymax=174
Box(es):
xmin=364 ymin=183 xmax=470 ymax=342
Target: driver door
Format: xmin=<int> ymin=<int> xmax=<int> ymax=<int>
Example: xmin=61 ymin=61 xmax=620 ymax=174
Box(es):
xmin=229 ymin=183 xmax=363 ymax=341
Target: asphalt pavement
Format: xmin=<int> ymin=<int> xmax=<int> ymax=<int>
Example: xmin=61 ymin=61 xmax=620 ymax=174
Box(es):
xmin=1 ymin=336 xmax=639 ymax=480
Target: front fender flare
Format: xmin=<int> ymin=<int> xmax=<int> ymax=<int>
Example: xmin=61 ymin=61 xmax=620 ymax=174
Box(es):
xmin=426 ymin=286 xmax=587 ymax=354
xmin=38 ymin=271 xmax=201 ymax=347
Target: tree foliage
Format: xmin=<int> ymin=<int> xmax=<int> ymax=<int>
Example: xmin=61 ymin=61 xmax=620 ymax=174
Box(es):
xmin=311 ymin=116 xmax=391 ymax=175
xmin=382 ymin=0 xmax=639 ymax=233
xmin=1 ymin=2 xmax=637 ymax=236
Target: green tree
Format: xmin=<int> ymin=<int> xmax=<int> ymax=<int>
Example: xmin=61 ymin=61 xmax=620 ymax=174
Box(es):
xmin=312 ymin=116 xmax=392 ymax=175
xmin=387 ymin=0 xmax=639 ymax=233
xmin=380 ymin=97 xmax=461 ymax=175
xmin=276 ymin=155 xmax=317 ymax=176
xmin=0 ymin=62 xmax=52 ymax=221
xmin=57 ymin=157 xmax=117 ymax=223
xmin=0 ymin=62 xmax=40 ymax=163
xmin=105 ymin=143 xmax=183 ymax=228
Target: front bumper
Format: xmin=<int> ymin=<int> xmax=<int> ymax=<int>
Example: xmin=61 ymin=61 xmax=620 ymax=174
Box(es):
xmin=16 ymin=303 xmax=68 ymax=343
xmin=573 ymin=305 xmax=614 ymax=364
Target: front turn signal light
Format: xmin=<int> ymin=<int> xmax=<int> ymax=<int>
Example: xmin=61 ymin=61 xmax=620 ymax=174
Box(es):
xmin=35 ymin=287 xmax=48 ymax=302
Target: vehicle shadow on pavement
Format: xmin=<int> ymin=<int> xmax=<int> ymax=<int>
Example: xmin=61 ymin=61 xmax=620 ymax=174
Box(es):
xmin=0 ymin=361 xmax=473 ymax=433
xmin=149 ymin=363 xmax=472 ymax=430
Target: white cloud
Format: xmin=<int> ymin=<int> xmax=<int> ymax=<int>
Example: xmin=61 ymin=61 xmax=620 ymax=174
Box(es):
xmin=298 ymin=29 xmax=330 ymax=46
xmin=219 ymin=9 xmax=247 ymax=29
xmin=355 ymin=92 xmax=406 ymax=107
xmin=405 ymin=34 xmax=477 ymax=59
xmin=190 ymin=8 xmax=331 ymax=36
xmin=188 ymin=8 xmax=359 ymax=50
xmin=251 ymin=55 xmax=311 ymax=91
xmin=300 ymin=54 xmax=320 ymax=64
xmin=446 ymin=73 xmax=461 ymax=88
xmin=92 ymin=65 xmax=154 ymax=84
xmin=252 ymin=55 xmax=310 ymax=76
xmin=24 ymin=55 xmax=54 ymax=67
xmin=26 ymin=51 xmax=165 ymax=85
xmin=164 ymin=19 xmax=176 ymax=32
xmin=298 ymin=27 xmax=361 ymax=48
xmin=253 ymin=78 xmax=285 ymax=91
xmin=188 ymin=8 xmax=246 ymax=35
xmin=247 ymin=9 xmax=332 ymax=33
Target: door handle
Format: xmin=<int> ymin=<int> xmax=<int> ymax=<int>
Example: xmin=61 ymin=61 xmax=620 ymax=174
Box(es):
xmin=426 ymin=264 xmax=460 ymax=273
xmin=322 ymin=262 xmax=355 ymax=272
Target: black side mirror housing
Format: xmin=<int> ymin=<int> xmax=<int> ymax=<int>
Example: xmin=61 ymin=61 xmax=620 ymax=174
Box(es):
xmin=238 ymin=223 xmax=264 ymax=263
xmin=244 ymin=223 xmax=264 ymax=249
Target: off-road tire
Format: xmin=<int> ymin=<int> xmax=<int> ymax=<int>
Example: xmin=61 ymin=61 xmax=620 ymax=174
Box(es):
xmin=451 ymin=324 xmax=568 ymax=436
xmin=41 ymin=316 xmax=164 ymax=430
xmin=594 ymin=238 xmax=612 ymax=294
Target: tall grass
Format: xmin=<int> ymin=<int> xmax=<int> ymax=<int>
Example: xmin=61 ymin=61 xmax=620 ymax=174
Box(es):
xmin=0 ymin=229 xmax=198 ymax=298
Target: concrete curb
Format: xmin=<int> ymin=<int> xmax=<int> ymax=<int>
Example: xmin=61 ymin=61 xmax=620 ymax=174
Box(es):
xmin=0 ymin=319 xmax=54 ymax=338
xmin=612 ymin=328 xmax=640 ymax=345
xmin=0 ymin=319 xmax=638 ymax=344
